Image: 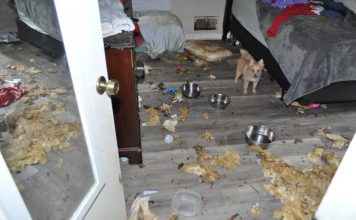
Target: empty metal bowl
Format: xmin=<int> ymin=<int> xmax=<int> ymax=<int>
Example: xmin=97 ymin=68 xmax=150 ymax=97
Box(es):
xmin=209 ymin=94 xmax=231 ymax=109
xmin=180 ymin=82 xmax=202 ymax=98
xmin=245 ymin=125 xmax=276 ymax=149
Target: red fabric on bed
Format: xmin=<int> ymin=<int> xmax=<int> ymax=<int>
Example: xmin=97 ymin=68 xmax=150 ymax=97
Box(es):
xmin=267 ymin=4 xmax=316 ymax=37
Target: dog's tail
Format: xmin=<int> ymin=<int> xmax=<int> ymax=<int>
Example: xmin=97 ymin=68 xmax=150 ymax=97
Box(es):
xmin=240 ymin=49 xmax=251 ymax=59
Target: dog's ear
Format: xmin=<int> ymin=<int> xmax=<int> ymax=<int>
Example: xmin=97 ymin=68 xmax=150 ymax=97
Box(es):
xmin=249 ymin=59 xmax=255 ymax=66
xmin=258 ymin=59 xmax=264 ymax=66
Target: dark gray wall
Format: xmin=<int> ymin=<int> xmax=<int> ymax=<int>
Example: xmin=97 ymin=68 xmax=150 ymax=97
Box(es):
xmin=0 ymin=0 xmax=18 ymax=32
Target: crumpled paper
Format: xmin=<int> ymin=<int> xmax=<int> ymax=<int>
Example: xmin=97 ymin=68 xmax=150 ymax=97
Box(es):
xmin=163 ymin=118 xmax=178 ymax=133
xmin=128 ymin=196 xmax=158 ymax=220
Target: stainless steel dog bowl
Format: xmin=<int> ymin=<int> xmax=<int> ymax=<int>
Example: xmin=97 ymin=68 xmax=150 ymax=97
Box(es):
xmin=180 ymin=82 xmax=202 ymax=98
xmin=209 ymin=94 xmax=231 ymax=109
xmin=245 ymin=125 xmax=276 ymax=149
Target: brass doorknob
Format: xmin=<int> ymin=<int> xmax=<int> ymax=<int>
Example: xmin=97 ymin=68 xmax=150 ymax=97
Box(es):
xmin=96 ymin=76 xmax=120 ymax=96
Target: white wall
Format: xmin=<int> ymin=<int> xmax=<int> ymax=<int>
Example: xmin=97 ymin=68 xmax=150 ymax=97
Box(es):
xmin=171 ymin=0 xmax=226 ymax=40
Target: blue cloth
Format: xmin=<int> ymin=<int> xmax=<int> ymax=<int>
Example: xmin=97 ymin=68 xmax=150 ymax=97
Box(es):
xmin=261 ymin=0 xmax=308 ymax=9
xmin=164 ymin=86 xmax=177 ymax=95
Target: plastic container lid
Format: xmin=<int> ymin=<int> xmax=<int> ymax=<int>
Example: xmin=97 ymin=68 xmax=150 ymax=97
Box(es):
xmin=171 ymin=189 xmax=201 ymax=217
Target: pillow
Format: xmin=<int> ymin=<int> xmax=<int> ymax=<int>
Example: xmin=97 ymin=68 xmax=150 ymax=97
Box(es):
xmin=185 ymin=41 xmax=232 ymax=62
xmin=336 ymin=0 xmax=356 ymax=14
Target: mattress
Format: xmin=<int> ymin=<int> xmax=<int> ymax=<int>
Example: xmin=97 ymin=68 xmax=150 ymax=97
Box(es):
xmin=231 ymin=0 xmax=267 ymax=47
xmin=257 ymin=2 xmax=356 ymax=104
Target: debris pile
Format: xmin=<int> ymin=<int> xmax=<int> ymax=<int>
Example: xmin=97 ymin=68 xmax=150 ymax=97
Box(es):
xmin=179 ymin=145 xmax=240 ymax=182
xmin=1 ymin=103 xmax=80 ymax=171
xmin=21 ymin=84 xmax=67 ymax=104
xmin=315 ymin=128 xmax=350 ymax=149
xmin=142 ymin=107 xmax=160 ymax=127
xmin=144 ymin=104 xmax=191 ymax=134
xmin=6 ymin=63 xmax=41 ymax=75
xmin=252 ymin=146 xmax=340 ymax=220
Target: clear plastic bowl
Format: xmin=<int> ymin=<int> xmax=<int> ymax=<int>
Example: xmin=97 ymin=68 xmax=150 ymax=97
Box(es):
xmin=171 ymin=189 xmax=201 ymax=217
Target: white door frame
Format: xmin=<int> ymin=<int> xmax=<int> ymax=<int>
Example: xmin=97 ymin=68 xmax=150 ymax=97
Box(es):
xmin=0 ymin=152 xmax=31 ymax=219
xmin=0 ymin=0 xmax=127 ymax=219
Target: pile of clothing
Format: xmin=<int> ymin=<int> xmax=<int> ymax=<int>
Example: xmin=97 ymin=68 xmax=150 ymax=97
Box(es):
xmin=263 ymin=0 xmax=347 ymax=36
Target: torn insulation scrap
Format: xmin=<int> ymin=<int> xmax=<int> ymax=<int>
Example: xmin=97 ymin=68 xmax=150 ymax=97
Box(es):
xmin=253 ymin=147 xmax=340 ymax=220
xmin=180 ymin=145 xmax=240 ymax=182
xmin=315 ymin=128 xmax=350 ymax=148
xmin=178 ymin=107 xmax=190 ymax=122
xmin=250 ymin=203 xmax=261 ymax=217
xmin=142 ymin=107 xmax=160 ymax=127
xmin=168 ymin=212 xmax=179 ymax=220
xmin=208 ymin=74 xmax=216 ymax=80
xmin=25 ymin=67 xmax=42 ymax=74
xmin=6 ymin=63 xmax=26 ymax=71
xmin=202 ymin=112 xmax=209 ymax=120
xmin=201 ymin=130 xmax=215 ymax=142
xmin=172 ymin=92 xmax=184 ymax=103
xmin=1 ymin=103 xmax=80 ymax=171
xmin=208 ymin=151 xmax=240 ymax=171
xmin=159 ymin=102 xmax=172 ymax=116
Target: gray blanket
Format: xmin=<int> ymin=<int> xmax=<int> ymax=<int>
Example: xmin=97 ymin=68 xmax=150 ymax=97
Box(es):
xmin=14 ymin=0 xmax=62 ymax=40
xmin=257 ymin=2 xmax=356 ymax=104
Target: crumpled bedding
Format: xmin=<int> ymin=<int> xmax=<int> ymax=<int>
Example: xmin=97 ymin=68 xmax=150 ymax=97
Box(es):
xmin=14 ymin=0 xmax=134 ymax=41
xmin=135 ymin=11 xmax=186 ymax=59
xmin=256 ymin=2 xmax=356 ymax=104
xmin=14 ymin=0 xmax=61 ymax=40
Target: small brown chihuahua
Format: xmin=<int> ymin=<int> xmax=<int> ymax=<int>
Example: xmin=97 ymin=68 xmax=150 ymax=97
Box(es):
xmin=234 ymin=49 xmax=264 ymax=95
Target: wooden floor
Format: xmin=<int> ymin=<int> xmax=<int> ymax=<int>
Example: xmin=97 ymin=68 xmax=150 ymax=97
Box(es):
xmin=121 ymin=40 xmax=356 ymax=219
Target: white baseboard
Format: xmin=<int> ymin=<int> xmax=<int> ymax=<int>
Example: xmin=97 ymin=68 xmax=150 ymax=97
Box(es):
xmin=185 ymin=33 xmax=222 ymax=40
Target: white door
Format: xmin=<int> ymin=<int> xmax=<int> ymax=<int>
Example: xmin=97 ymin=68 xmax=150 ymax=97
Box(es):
xmin=0 ymin=0 xmax=127 ymax=219
xmin=315 ymin=132 xmax=356 ymax=220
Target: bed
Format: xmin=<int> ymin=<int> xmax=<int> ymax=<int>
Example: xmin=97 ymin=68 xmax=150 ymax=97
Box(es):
xmin=12 ymin=0 xmax=135 ymax=56
xmin=226 ymin=0 xmax=356 ymax=105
